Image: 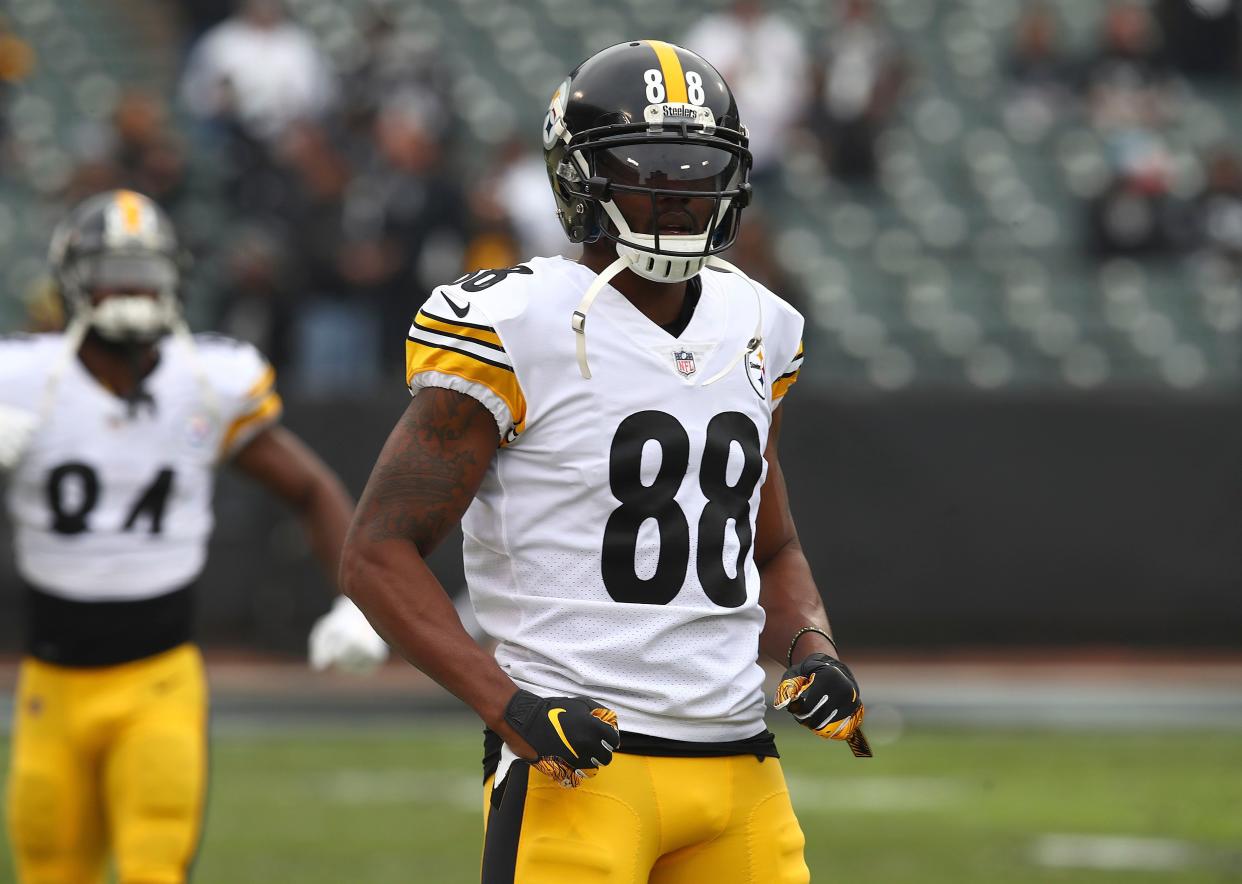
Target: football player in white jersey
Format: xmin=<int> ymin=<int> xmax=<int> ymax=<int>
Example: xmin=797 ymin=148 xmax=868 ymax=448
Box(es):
xmin=342 ymin=42 xmax=867 ymax=883
xmin=0 ymin=190 xmax=386 ymax=884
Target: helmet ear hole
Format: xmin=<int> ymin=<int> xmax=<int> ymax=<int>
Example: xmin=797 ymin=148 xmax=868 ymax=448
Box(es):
xmin=567 ymin=198 xmax=599 ymax=243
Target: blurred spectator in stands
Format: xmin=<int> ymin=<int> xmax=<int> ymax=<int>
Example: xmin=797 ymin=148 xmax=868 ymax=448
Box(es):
xmin=463 ymin=187 xmax=520 ymax=275
xmin=728 ymin=208 xmax=806 ymax=314
xmin=62 ymin=159 xmax=123 ymax=206
xmin=1155 ymin=0 xmax=1241 ymax=82
xmin=111 ymin=91 xmax=187 ymax=208
xmin=216 ymin=224 xmax=295 ymax=368
xmin=0 ymin=17 xmax=34 ymax=167
xmin=180 ymin=0 xmax=336 ymax=145
xmin=179 ymin=0 xmax=235 ymax=46
xmin=683 ymin=0 xmax=809 ymax=192
xmin=1187 ymin=149 xmax=1242 ymax=266
xmin=60 ymin=90 xmax=186 ymax=213
xmin=1087 ymin=135 xmax=1182 ymax=258
xmin=339 ymin=6 xmax=453 ymax=145
xmin=158 ymin=119 xmax=342 ymax=376
xmin=478 ymin=135 xmax=570 ymax=261
xmin=273 ymin=120 xmax=352 ymax=300
xmin=1003 ymin=3 xmax=1073 ymax=142
xmin=212 ymin=76 xmax=286 ymax=218
xmin=60 ymin=91 xmax=187 ymax=215
xmin=224 ymin=119 xmax=369 ymax=391
xmin=335 ymin=96 xmax=473 ymax=380
xmin=807 ymin=0 xmax=906 ymax=183
xmin=1082 ymin=2 xmax=1179 ymax=132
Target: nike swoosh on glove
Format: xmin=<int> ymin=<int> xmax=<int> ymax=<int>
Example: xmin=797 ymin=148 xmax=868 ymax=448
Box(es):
xmin=774 ymin=653 xmax=867 ymax=745
xmin=503 ymin=689 xmax=621 ymax=788
xmin=308 ymin=596 xmax=389 ymax=675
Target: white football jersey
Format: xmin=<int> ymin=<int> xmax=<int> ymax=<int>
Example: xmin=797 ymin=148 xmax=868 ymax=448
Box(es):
xmin=406 ymin=256 xmax=804 ymax=742
xmin=1 ymin=332 xmax=281 ymax=601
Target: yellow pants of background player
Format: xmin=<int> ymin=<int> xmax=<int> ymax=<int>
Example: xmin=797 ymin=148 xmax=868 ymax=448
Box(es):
xmin=481 ymin=752 xmax=810 ymax=884
xmin=5 ymin=643 xmax=208 ymax=884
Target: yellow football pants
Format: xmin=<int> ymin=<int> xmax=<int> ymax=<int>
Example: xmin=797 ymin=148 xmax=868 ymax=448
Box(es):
xmin=5 ymin=643 xmax=208 ymax=884
xmin=481 ymin=752 xmax=809 ymax=884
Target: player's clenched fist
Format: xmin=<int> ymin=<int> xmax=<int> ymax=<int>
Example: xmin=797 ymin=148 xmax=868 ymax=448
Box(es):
xmin=503 ymin=689 xmax=621 ymax=788
xmin=774 ymin=653 xmax=867 ymax=746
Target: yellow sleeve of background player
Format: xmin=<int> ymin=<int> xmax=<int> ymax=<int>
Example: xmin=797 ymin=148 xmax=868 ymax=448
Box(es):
xmin=405 ymin=291 xmax=526 ymax=445
xmin=772 ymin=340 xmax=804 ymax=404
xmin=213 ymin=340 xmax=282 ymax=459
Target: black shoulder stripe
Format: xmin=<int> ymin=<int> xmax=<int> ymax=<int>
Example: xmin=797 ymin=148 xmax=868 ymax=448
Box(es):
xmin=406 ymin=337 xmax=515 ymax=373
xmin=421 ymin=306 xmax=498 ymax=333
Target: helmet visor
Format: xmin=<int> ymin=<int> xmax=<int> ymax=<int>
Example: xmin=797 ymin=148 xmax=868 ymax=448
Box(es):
xmin=74 ymin=252 xmax=178 ymax=294
xmin=593 ymin=141 xmax=744 ymax=238
xmin=594 ymin=141 xmax=743 ymax=192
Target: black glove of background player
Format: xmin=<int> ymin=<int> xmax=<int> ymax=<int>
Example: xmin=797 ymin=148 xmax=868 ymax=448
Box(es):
xmin=503 ymin=689 xmax=621 ymax=788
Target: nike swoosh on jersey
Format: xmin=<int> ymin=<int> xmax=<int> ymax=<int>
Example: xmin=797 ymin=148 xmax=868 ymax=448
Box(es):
xmin=547 ymin=707 xmax=578 ymax=758
xmin=441 ymin=293 xmax=471 ymax=318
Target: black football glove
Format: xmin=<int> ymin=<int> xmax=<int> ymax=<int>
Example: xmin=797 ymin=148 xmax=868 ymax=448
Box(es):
xmin=774 ymin=653 xmax=871 ymax=757
xmin=503 ymin=689 xmax=621 ymax=788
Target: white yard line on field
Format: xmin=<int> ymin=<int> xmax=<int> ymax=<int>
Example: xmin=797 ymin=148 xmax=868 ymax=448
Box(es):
xmin=1031 ymin=834 xmax=1200 ymax=872
xmin=786 ymin=774 xmax=968 ymax=812
xmin=319 ymin=769 xmax=482 ymax=812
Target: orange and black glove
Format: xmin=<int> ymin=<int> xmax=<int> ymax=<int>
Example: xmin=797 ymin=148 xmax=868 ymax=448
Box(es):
xmin=503 ymin=689 xmax=621 ymax=787
xmin=774 ymin=653 xmax=871 ymax=757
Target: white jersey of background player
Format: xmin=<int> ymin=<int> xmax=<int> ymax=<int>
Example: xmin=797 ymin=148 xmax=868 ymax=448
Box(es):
xmin=0 ymin=190 xmax=382 ymax=884
xmin=2 ymin=329 xmax=277 ymax=601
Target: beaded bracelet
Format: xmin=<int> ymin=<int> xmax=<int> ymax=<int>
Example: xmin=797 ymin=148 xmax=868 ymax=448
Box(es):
xmin=786 ymin=626 xmax=838 ymax=667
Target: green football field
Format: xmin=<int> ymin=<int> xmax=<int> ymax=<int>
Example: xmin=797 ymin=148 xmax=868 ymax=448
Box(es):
xmin=1 ymin=720 xmax=1239 ymax=883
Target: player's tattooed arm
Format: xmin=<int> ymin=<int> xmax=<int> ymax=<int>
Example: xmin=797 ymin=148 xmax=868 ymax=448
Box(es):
xmin=357 ymin=387 xmax=495 ymax=551
xmin=342 ymin=389 xmax=537 ymax=757
xmin=753 ymin=407 xmax=840 ymax=666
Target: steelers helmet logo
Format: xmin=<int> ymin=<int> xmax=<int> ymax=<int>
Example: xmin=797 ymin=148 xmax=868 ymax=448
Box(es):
xmin=542 ymin=78 xmax=570 ymax=150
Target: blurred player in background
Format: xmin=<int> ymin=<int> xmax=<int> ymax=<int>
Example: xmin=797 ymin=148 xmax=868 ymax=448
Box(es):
xmin=0 ymin=189 xmax=385 ymax=884
xmin=343 ymin=42 xmax=865 ymax=883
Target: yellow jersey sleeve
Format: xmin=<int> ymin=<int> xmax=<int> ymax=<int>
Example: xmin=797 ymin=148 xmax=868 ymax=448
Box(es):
xmin=221 ymin=363 xmax=281 ymax=457
xmin=195 ymin=335 xmax=282 ymax=459
xmin=772 ymin=340 xmax=803 ymax=404
xmin=405 ymin=290 xmax=526 ymax=444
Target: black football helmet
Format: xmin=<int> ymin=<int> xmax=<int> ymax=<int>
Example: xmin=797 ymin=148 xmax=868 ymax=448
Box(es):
xmin=544 ymin=40 xmax=752 ymax=283
xmin=48 ymin=189 xmax=182 ymax=344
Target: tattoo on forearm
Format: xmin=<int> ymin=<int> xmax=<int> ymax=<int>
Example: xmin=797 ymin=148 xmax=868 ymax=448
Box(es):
xmin=359 ymin=391 xmax=494 ymax=548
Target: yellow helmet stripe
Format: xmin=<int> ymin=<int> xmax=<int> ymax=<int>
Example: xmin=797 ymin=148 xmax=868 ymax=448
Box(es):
xmin=645 ymin=40 xmax=688 ymax=103
xmin=115 ymin=190 xmax=145 ymax=234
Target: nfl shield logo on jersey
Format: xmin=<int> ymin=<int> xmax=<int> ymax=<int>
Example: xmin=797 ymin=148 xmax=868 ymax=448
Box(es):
xmin=185 ymin=412 xmax=216 ymax=449
xmin=673 ymin=349 xmax=696 ymax=377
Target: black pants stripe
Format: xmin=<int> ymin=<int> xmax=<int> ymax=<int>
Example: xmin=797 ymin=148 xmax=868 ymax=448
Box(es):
xmin=480 ymin=763 xmax=529 ymax=884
